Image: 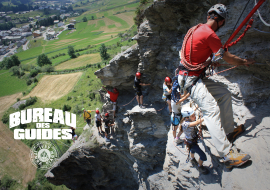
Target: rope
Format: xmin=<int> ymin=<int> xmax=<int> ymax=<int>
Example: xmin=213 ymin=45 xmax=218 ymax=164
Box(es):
xmin=255 ymin=0 xmax=270 ymax=26
xmin=253 ymin=27 xmax=270 ymax=33
xmin=229 ymin=0 xmax=252 ymax=39
xmin=119 ymin=96 xmax=136 ymax=107
xmin=173 ymin=141 xmax=189 ymax=155
xmin=156 ymin=105 xmax=166 ymax=112
xmin=206 ymin=66 xmax=238 ymax=77
xmin=180 ymin=24 xmax=209 ymax=71
xmin=227 ymin=19 xmax=254 ymax=48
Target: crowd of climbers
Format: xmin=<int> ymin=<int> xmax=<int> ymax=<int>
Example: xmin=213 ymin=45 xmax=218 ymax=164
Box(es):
xmin=77 ymin=3 xmax=254 ymax=174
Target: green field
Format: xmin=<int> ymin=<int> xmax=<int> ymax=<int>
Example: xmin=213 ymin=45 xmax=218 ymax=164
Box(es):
xmin=0 ymin=70 xmax=28 ymax=97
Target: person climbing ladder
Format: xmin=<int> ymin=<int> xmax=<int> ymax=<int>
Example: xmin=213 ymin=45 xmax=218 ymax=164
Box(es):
xmin=177 ymin=4 xmax=254 ymax=168
xmin=163 ymin=77 xmax=172 ymax=114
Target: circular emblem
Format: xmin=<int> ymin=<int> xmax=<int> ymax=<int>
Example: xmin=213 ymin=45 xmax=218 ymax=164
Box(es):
xmin=30 ymin=141 xmax=59 ymax=170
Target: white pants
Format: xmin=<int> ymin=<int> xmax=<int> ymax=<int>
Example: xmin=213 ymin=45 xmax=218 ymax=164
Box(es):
xmin=111 ymin=101 xmax=117 ymax=111
xmin=178 ymin=75 xmax=232 ymax=157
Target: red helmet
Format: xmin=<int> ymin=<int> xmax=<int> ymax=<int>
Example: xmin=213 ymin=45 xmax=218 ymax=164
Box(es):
xmin=96 ymin=110 xmax=99 ymax=114
xmin=136 ymin=72 xmax=141 ymax=78
xmin=113 ymin=88 xmax=118 ymax=93
xmin=165 ymin=77 xmax=172 ymax=83
xmin=105 ymin=113 xmax=109 ymax=117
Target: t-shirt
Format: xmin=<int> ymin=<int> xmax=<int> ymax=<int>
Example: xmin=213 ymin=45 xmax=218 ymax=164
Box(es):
xmin=171 ymin=101 xmax=181 ymax=114
xmin=134 ymin=77 xmax=141 ymax=89
xmin=103 ymin=118 xmax=111 ymax=128
xmin=179 ymin=24 xmax=222 ymax=76
xmin=182 ymin=120 xmax=197 ymax=142
xmin=95 ymin=113 xmax=101 ymax=121
xmin=107 ymin=91 xmax=119 ymax=102
xmin=163 ymin=83 xmax=171 ymax=96
xmin=83 ymin=110 xmax=91 ymax=120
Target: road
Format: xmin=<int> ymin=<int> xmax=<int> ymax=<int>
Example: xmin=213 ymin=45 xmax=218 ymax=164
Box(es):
xmin=0 ymin=47 xmax=18 ymax=62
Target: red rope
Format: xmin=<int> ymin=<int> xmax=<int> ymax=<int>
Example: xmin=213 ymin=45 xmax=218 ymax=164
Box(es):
xmin=206 ymin=65 xmax=238 ymax=77
xmin=180 ymin=24 xmax=209 ymax=71
xmin=119 ymin=96 xmax=136 ymax=107
xmin=227 ymin=19 xmax=254 ymax=48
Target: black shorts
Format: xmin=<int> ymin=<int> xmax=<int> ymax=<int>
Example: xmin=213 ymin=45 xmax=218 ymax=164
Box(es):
xmin=166 ymin=94 xmax=171 ymax=101
xmin=86 ymin=119 xmax=91 ymax=125
xmin=134 ymin=86 xmax=142 ymax=96
xmin=105 ymin=127 xmax=110 ymax=134
xmin=96 ymin=120 xmax=101 ymax=127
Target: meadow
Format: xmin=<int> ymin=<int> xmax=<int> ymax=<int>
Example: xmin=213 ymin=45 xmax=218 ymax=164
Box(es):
xmin=0 ymin=70 xmax=28 ymax=97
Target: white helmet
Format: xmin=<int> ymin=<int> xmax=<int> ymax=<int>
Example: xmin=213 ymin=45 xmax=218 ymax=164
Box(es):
xmin=181 ymin=107 xmax=195 ymax=118
xmin=208 ymin=4 xmax=228 ymax=19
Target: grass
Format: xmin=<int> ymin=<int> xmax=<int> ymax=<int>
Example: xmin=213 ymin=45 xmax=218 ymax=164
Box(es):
xmin=55 ymin=54 xmax=102 ymax=70
xmin=0 ymin=70 xmax=28 ymax=97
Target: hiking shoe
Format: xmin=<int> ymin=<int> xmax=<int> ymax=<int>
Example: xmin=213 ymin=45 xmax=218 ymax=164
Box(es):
xmin=227 ymin=124 xmax=245 ymax=143
xmin=174 ymin=137 xmax=183 ymax=144
xmin=198 ymin=166 xmax=209 ymax=175
xmin=140 ymin=105 xmax=146 ymax=109
xmin=224 ymin=149 xmax=251 ymax=168
xmin=190 ymin=158 xmax=198 ymax=167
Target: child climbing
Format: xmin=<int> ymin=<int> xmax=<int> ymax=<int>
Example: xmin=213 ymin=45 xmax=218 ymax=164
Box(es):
xmin=163 ymin=77 xmax=172 ymax=114
xmin=134 ymin=72 xmax=150 ymax=109
xmin=171 ymin=76 xmax=191 ymax=142
xmin=95 ymin=109 xmax=104 ymax=134
xmin=69 ymin=127 xmax=78 ymax=143
xmin=178 ymin=107 xmax=209 ymax=175
xmin=103 ymin=113 xmax=115 ymax=142
xmin=102 ymin=86 xmax=119 ymax=118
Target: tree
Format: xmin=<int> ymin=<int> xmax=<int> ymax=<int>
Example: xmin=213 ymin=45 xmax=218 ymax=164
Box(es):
xmin=82 ymin=17 xmax=87 ymax=22
xmin=37 ymin=54 xmax=52 ymax=67
xmin=91 ymin=16 xmax=94 ymax=20
xmin=99 ymin=43 xmax=109 ymax=60
xmin=11 ymin=55 xmax=20 ymax=66
xmin=68 ymin=46 xmax=76 ymax=58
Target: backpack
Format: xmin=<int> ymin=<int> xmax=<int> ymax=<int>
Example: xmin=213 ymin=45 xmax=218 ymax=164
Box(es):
xmin=171 ymin=75 xmax=181 ymax=103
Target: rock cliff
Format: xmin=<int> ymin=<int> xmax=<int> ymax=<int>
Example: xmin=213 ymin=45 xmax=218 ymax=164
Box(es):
xmin=46 ymin=0 xmax=270 ymax=189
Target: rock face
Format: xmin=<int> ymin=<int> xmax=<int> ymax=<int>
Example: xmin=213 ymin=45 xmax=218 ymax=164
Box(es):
xmin=46 ymin=0 xmax=270 ymax=189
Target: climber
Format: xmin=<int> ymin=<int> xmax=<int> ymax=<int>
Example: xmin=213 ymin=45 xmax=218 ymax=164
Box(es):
xmin=95 ymin=109 xmax=104 ymax=134
xmin=163 ymin=77 xmax=173 ymax=114
xmin=178 ymin=4 xmax=254 ymax=168
xmin=82 ymin=108 xmax=95 ymax=126
xmin=178 ymin=107 xmax=209 ymax=175
xmin=102 ymin=86 xmax=119 ymax=118
xmin=69 ymin=127 xmax=78 ymax=143
xmin=103 ymin=113 xmax=115 ymax=142
xmin=134 ymin=72 xmax=150 ymax=109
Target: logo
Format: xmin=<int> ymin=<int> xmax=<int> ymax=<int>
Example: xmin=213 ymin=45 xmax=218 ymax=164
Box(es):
xmin=9 ymin=108 xmax=76 ymax=140
xmin=30 ymin=141 xmax=59 ymax=170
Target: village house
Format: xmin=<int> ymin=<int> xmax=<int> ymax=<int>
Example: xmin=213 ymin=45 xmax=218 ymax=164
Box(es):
xmin=5 ymin=16 xmax=11 ymax=21
xmin=58 ymin=22 xmax=64 ymax=27
xmin=36 ymin=16 xmax=41 ymax=20
xmin=7 ymin=11 xmax=13 ymax=14
xmin=17 ymin=38 xmax=27 ymax=48
xmin=21 ymin=32 xmax=32 ymax=37
xmin=40 ymin=26 xmax=46 ymax=31
xmin=21 ymin=25 xmax=30 ymax=32
xmin=67 ymin=23 xmax=75 ymax=30
xmin=29 ymin=17 xmax=34 ymax=21
xmin=46 ymin=31 xmax=55 ymax=40
xmin=33 ymin=30 xmax=42 ymax=38
xmin=54 ymin=20 xmax=59 ymax=24
xmin=70 ymin=19 xmax=76 ymax=24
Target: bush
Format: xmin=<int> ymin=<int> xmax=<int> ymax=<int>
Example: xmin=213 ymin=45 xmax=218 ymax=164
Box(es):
xmin=37 ymin=54 xmax=52 ymax=67
xmin=41 ymin=65 xmax=55 ymax=73
xmin=27 ymin=79 xmax=32 ymax=85
xmin=0 ymin=175 xmax=17 ymax=188
xmin=1 ymin=112 xmax=9 ymax=124
xmin=29 ymin=69 xmax=39 ymax=77
xmin=89 ymin=92 xmax=95 ymax=100
xmin=19 ymin=103 xmax=26 ymax=110
xmin=67 ymin=96 xmax=71 ymax=101
xmin=33 ymin=78 xmax=38 ymax=83
xmin=62 ymin=104 xmax=71 ymax=112
xmin=17 ymin=98 xmax=20 ymax=102
xmin=25 ymin=96 xmax=37 ymax=107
